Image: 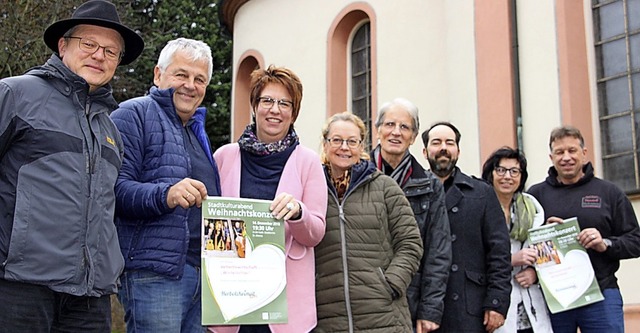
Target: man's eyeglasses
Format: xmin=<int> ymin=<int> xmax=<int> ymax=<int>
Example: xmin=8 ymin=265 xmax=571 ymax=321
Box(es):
xmin=257 ymin=96 xmax=293 ymax=111
xmin=495 ymin=166 xmax=522 ymax=177
xmin=381 ymin=121 xmax=413 ymax=134
xmin=65 ymin=36 xmax=123 ymax=62
xmin=325 ymin=137 xmax=362 ymax=148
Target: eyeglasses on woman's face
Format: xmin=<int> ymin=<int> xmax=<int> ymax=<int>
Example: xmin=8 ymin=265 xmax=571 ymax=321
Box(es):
xmin=257 ymin=96 xmax=293 ymax=112
xmin=494 ymin=166 xmax=521 ymax=177
xmin=325 ymin=137 xmax=362 ymax=148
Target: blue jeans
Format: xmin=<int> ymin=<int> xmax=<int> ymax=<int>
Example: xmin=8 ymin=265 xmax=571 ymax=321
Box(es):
xmin=118 ymin=264 xmax=204 ymax=333
xmin=0 ymin=278 xmax=112 ymax=333
xmin=550 ymin=288 xmax=624 ymax=333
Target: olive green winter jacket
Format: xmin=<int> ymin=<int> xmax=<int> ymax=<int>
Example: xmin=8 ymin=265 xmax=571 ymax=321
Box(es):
xmin=315 ymin=160 xmax=423 ymax=333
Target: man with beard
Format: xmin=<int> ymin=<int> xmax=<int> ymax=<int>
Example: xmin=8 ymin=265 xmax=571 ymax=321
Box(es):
xmin=421 ymin=122 xmax=512 ymax=333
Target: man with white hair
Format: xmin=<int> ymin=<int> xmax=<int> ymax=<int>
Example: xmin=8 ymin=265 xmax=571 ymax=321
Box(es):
xmin=371 ymin=98 xmax=452 ymax=333
xmin=111 ymin=38 xmax=221 ymax=333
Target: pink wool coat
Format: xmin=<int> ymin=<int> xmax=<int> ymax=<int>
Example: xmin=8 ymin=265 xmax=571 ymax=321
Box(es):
xmin=208 ymin=143 xmax=327 ymax=333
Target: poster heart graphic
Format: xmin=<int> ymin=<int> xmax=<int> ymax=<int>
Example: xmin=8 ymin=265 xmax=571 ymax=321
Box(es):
xmin=538 ymin=249 xmax=594 ymax=308
xmin=205 ymin=244 xmax=286 ymax=322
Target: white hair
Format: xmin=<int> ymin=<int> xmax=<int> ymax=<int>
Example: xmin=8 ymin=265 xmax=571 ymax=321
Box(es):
xmin=156 ymin=38 xmax=213 ymax=83
xmin=376 ymin=97 xmax=420 ymax=135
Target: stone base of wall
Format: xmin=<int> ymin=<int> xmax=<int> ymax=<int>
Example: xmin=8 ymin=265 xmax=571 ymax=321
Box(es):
xmin=626 ymin=304 xmax=640 ymax=332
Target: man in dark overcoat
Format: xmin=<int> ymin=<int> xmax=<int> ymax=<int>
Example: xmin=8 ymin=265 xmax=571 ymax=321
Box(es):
xmin=421 ymin=122 xmax=512 ymax=333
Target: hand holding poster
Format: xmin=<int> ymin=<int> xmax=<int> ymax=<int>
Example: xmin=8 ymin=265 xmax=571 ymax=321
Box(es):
xmin=527 ymin=217 xmax=604 ymax=313
xmin=201 ymin=197 xmax=287 ymax=325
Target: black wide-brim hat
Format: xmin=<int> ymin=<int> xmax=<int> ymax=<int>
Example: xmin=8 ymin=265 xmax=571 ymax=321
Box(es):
xmin=43 ymin=0 xmax=144 ymax=65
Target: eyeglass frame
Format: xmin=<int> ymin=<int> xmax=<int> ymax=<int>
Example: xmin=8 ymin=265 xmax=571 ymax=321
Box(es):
xmin=325 ymin=137 xmax=362 ymax=148
xmin=380 ymin=121 xmax=414 ymax=134
xmin=494 ymin=166 xmax=522 ymax=177
xmin=64 ymin=36 xmax=123 ymax=61
xmin=257 ymin=96 xmax=294 ymax=111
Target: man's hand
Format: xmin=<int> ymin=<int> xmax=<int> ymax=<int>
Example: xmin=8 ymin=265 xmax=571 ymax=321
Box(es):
xmin=545 ymin=216 xmax=564 ymax=225
xmin=483 ymin=310 xmax=505 ymax=333
xmin=167 ymin=178 xmax=207 ymax=209
xmin=416 ymin=319 xmax=439 ymax=333
xmin=578 ymin=228 xmax=608 ymax=252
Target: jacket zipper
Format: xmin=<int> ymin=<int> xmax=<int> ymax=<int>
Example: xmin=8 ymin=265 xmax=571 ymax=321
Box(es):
xmin=331 ymin=172 xmax=374 ymax=333
xmin=83 ymin=97 xmax=95 ymax=292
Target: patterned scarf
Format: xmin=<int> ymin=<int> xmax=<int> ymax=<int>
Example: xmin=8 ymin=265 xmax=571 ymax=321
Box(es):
xmin=237 ymin=124 xmax=298 ymax=156
xmin=327 ymin=167 xmax=351 ymax=201
xmin=371 ymin=145 xmax=413 ymax=187
xmin=511 ymin=192 xmax=537 ymax=242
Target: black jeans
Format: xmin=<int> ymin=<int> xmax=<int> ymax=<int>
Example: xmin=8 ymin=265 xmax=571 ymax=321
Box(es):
xmin=239 ymin=325 xmax=271 ymax=333
xmin=0 ymin=279 xmax=112 ymax=333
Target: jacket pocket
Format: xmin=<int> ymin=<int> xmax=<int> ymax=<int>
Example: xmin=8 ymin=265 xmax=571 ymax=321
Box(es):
xmin=410 ymin=197 xmax=430 ymax=215
xmin=286 ymin=238 xmax=307 ymax=260
xmin=7 ymin=162 xmax=83 ymax=286
xmin=464 ymin=269 xmax=486 ymax=316
xmin=465 ymin=269 xmax=486 ymax=286
xmin=377 ymin=267 xmax=398 ymax=300
xmin=409 ymin=197 xmax=430 ymax=236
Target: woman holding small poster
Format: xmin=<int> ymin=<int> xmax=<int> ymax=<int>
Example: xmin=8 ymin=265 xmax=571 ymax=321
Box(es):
xmin=209 ymin=65 xmax=327 ymax=333
xmin=482 ymin=147 xmax=553 ymax=333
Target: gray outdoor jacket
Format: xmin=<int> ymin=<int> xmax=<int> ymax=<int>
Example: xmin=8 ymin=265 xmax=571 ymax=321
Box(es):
xmin=0 ymin=54 xmax=125 ymax=296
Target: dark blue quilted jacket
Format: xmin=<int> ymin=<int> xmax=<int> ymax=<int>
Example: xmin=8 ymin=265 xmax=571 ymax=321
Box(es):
xmin=110 ymin=87 xmax=220 ymax=279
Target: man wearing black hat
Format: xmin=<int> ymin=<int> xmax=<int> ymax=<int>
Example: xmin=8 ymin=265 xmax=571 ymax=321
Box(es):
xmin=0 ymin=0 xmax=143 ymax=331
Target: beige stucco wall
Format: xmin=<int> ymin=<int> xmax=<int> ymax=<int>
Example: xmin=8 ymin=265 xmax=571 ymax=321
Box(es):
xmin=372 ymin=1 xmax=480 ymax=174
xmin=619 ymin=201 xmax=640 ymax=304
xmin=231 ymin=1 xmax=481 ymax=170
xmin=516 ymin=0 xmax=561 ymax=187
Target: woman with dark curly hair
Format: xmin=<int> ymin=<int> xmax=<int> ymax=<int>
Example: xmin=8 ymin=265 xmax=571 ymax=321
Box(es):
xmin=482 ymin=147 xmax=553 ymax=333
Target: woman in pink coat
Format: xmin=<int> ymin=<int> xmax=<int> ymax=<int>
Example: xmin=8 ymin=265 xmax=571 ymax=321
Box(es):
xmin=208 ymin=65 xmax=327 ymax=333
